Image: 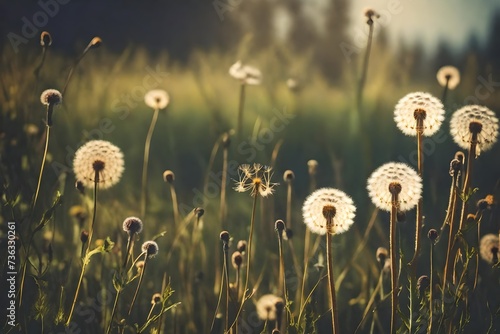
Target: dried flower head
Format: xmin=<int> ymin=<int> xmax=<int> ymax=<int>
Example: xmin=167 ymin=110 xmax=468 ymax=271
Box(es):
xmin=436 ymin=66 xmax=460 ymax=90
xmin=229 ymin=61 xmax=262 ymax=85
xmin=141 ymin=240 xmax=159 ymax=258
xmin=236 ymin=240 xmax=247 ymax=253
xmin=364 ymin=8 xmax=380 ymax=22
xmin=449 ymin=105 xmax=499 ymax=154
xmin=394 ymin=92 xmax=445 ymax=136
xmin=73 ymin=140 xmax=124 ymax=189
xmin=480 ymin=234 xmax=499 ymax=264
xmin=151 ymin=293 xmax=162 ymax=304
xmin=163 ymin=170 xmax=175 ymax=183
xmin=283 ymin=170 xmax=295 ymax=182
xmin=89 ymin=36 xmax=102 ymax=48
xmin=307 ymin=160 xmax=318 ymax=175
xmin=302 ymin=188 xmax=356 ymax=235
xmin=122 ymin=217 xmax=144 ymax=235
xmin=367 ymin=162 xmax=422 ymax=212
xmin=234 ymin=163 xmax=278 ymax=197
xmin=256 ymin=294 xmax=283 ymax=321
xmin=231 ymin=251 xmax=243 ymax=269
xmin=428 ymin=229 xmax=438 ymax=242
xmin=40 ymin=31 xmax=52 ymax=47
xmin=145 ymin=89 xmax=170 ymax=110
xmin=220 ymin=231 xmax=230 ymax=244
xmin=40 ymin=89 xmax=62 ymax=106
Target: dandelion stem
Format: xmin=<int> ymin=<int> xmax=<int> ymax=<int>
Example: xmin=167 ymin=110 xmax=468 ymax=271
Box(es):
xmin=141 ymin=108 xmax=160 ymax=216
xmin=325 ymin=218 xmax=339 ymax=334
xmin=170 ymin=184 xmax=180 ymax=226
xmin=123 ymin=235 xmax=135 ymax=270
xmin=389 ymin=192 xmax=399 ymax=334
xmin=66 ymin=174 xmax=98 ymax=326
xmin=429 ymin=240 xmax=435 ymax=333
xmin=442 ymin=162 xmax=460 ymax=289
xmin=128 ymin=252 xmax=149 ymax=316
xmin=356 ymin=19 xmax=375 ymax=112
xmin=106 ymin=287 xmax=122 ymax=334
xmin=410 ymin=116 xmax=424 ymax=267
xmin=223 ymin=243 xmax=230 ymax=332
xmin=32 ymin=124 xmax=50 ymax=216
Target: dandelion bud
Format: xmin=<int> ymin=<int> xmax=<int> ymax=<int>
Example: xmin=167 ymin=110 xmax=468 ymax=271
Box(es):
xmin=89 ymin=37 xmax=102 ymax=49
xmin=237 ymin=240 xmax=247 ymax=253
xmin=417 ymin=275 xmax=430 ymax=294
xmin=40 ymin=89 xmax=62 ymax=106
xmin=231 ymin=251 xmax=243 ymax=269
xmin=427 ymin=229 xmax=438 ymax=242
xmin=122 ymin=217 xmax=144 ymax=235
xmin=40 ymin=31 xmax=52 ymax=47
xmin=467 ymin=213 xmax=476 ymax=221
xmin=194 ymin=207 xmax=205 ymax=218
xmin=307 ymin=160 xmax=318 ymax=175
xmin=283 ymin=170 xmax=295 ymax=182
xmin=163 ymin=170 xmax=175 ymax=184
xmin=480 ymin=234 xmax=499 ymax=264
xmin=449 ymin=158 xmax=462 ymax=176
xmin=376 ymin=247 xmax=388 ymax=267
xmin=476 ymin=199 xmax=489 ymax=211
xmin=220 ymin=231 xmax=230 ymax=244
xmin=80 ymin=230 xmax=89 ymax=244
xmin=151 ymin=293 xmax=162 ymax=304
xmin=275 ymin=220 xmax=285 ymax=234
xmin=136 ymin=260 xmax=145 ymax=272
xmin=141 ymin=241 xmax=159 ymax=258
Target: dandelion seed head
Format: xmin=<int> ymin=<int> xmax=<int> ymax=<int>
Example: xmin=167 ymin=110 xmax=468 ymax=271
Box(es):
xmin=229 ymin=60 xmax=262 ymax=85
xmin=394 ymin=92 xmax=445 ymax=136
xmin=141 ymin=240 xmax=159 ymax=258
xmin=450 ymin=105 xmax=499 ymax=154
xmin=283 ymin=170 xmax=295 ymax=182
xmin=73 ymin=140 xmax=124 ymax=190
xmin=302 ymin=188 xmax=356 ymax=235
xmin=151 ymin=293 xmax=162 ymax=305
xmin=234 ymin=163 xmax=278 ymax=197
xmin=122 ymin=217 xmax=144 ymax=235
xmin=307 ymin=160 xmax=318 ymax=175
xmin=40 ymin=31 xmax=52 ymax=47
xmin=237 ymin=240 xmax=247 ymax=253
xmin=480 ymin=234 xmax=499 ymax=264
xmin=436 ymin=66 xmax=460 ymax=90
xmin=367 ymin=162 xmax=422 ymax=212
xmin=40 ymin=89 xmax=62 ymax=106
xmin=163 ymin=170 xmax=175 ymax=184
xmin=256 ymin=294 xmax=283 ymax=321
xmin=145 ymin=89 xmax=170 ymax=110
xmin=231 ymin=251 xmax=243 ymax=269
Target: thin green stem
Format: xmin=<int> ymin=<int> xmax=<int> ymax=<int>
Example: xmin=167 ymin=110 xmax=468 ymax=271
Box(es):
xmin=128 ymin=255 xmax=149 ymax=316
xmin=106 ymin=288 xmax=122 ymax=334
xmin=356 ymin=21 xmax=374 ymax=112
xmin=123 ymin=235 xmax=135 ymax=270
xmin=220 ymin=146 xmax=228 ymax=228
xmin=141 ymin=108 xmax=160 ymax=216
xmin=66 ymin=175 xmax=98 ymax=326
xmin=237 ymin=84 xmax=246 ymax=136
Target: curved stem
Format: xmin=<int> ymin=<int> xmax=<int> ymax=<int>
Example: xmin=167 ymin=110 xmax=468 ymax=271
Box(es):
xmin=141 ymin=108 xmax=160 ymax=216
xmin=326 ymin=226 xmax=339 ymax=334
xmin=33 ymin=125 xmax=50 ymax=215
xmin=442 ymin=170 xmax=459 ymax=289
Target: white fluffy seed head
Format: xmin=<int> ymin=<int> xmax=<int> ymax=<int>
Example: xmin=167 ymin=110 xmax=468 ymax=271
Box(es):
xmin=144 ymin=89 xmax=169 ymax=110
xmin=73 ymin=140 xmax=124 ymax=190
xmin=40 ymin=89 xmax=62 ymax=106
xmin=302 ymin=188 xmax=356 ymax=235
xmin=142 ymin=240 xmax=159 ymax=258
xmin=479 ymin=234 xmax=499 ymax=264
xmin=229 ymin=60 xmax=262 ymax=85
xmin=256 ymin=294 xmax=283 ymax=321
xmin=449 ymin=105 xmax=499 ymax=154
xmin=367 ymin=162 xmax=422 ymax=212
xmin=436 ymin=66 xmax=460 ymax=90
xmin=394 ymin=92 xmax=445 ymax=136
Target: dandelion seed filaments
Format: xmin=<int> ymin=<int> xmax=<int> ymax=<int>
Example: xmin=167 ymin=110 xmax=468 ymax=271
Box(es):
xmin=302 ymin=188 xmax=356 ymax=235
xmin=229 ymin=61 xmax=262 ymax=85
xmin=449 ymin=105 xmax=499 ymax=154
xmin=479 ymin=234 xmax=499 ymax=264
xmin=73 ymin=140 xmax=124 ymax=189
xmin=367 ymin=162 xmax=422 ymax=212
xmin=144 ymin=89 xmax=170 ymax=110
xmin=394 ymin=92 xmax=445 ymax=136
xmin=436 ymin=66 xmax=460 ymax=90
xmin=40 ymin=89 xmax=62 ymax=106
xmin=256 ymin=294 xmax=283 ymax=321
xmin=234 ymin=163 xmax=278 ymax=197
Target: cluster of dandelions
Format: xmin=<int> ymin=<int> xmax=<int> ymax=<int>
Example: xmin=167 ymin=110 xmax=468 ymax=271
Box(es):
xmin=73 ymin=140 xmax=125 ymax=189
xmin=234 ymin=163 xmax=278 ymax=197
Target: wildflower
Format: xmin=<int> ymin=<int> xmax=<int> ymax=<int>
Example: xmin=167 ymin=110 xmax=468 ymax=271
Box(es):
xmin=367 ymin=162 xmax=422 ymax=212
xmin=256 ymin=294 xmax=283 ymax=321
xmin=144 ymin=89 xmax=170 ymax=110
xmin=122 ymin=217 xmax=144 ymax=235
xmin=229 ymin=61 xmax=262 ymax=85
xmin=479 ymin=234 xmax=499 ymax=264
xmin=73 ymin=140 xmax=124 ymax=189
xmin=394 ymin=92 xmax=445 ymax=136
xmin=141 ymin=241 xmax=159 ymax=258
xmin=449 ymin=105 xmax=499 ymax=154
xmin=40 ymin=89 xmax=62 ymax=106
xmin=302 ymin=188 xmax=356 ymax=235
xmin=234 ymin=163 xmax=278 ymax=197
xmin=436 ymin=66 xmax=460 ymax=90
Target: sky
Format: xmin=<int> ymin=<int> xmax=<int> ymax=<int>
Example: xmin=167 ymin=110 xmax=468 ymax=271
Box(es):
xmin=347 ymin=0 xmax=500 ymax=52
